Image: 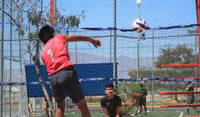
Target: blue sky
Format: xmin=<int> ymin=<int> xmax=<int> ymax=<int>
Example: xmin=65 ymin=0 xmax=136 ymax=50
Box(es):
xmin=56 ymin=0 xmax=197 ymax=29
xmin=2 ymin=0 xmax=197 ymax=77
xmin=54 ymin=0 xmax=198 ymax=79
xmin=53 ymin=0 xmax=198 ymax=59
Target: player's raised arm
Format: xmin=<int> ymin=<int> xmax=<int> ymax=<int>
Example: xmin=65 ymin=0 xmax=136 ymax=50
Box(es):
xmin=63 ymin=35 xmax=101 ymax=48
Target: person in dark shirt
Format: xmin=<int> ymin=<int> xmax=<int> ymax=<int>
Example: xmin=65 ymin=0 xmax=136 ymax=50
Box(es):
xmin=101 ymin=83 xmax=122 ymax=117
xmin=185 ymin=81 xmax=195 ymax=114
xmin=133 ymin=83 xmax=147 ymax=116
xmin=138 ymin=83 xmax=147 ymax=115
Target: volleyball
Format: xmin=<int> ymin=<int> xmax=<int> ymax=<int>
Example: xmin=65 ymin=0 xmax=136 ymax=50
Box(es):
xmin=132 ymin=18 xmax=147 ymax=33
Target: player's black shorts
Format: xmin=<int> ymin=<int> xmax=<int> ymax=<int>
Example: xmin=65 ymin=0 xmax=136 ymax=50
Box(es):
xmin=187 ymin=96 xmax=194 ymax=104
xmin=139 ymin=97 xmax=146 ymax=105
xmin=48 ymin=69 xmax=85 ymax=103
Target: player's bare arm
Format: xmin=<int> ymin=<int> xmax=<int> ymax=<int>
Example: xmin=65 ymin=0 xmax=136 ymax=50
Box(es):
xmin=116 ymin=106 xmax=121 ymax=117
xmin=103 ymin=108 xmax=110 ymax=117
xmin=63 ymin=35 xmax=101 ymax=48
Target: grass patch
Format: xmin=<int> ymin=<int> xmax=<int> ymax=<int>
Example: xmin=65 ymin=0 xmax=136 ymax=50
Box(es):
xmin=35 ymin=109 xmax=199 ymax=117
xmin=64 ymin=109 xmax=199 ymax=117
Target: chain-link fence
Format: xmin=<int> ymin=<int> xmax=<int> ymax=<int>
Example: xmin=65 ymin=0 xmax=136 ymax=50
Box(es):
xmin=0 ymin=0 xmax=199 ymax=116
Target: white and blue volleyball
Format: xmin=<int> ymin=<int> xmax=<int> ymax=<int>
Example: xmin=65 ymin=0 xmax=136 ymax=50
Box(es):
xmin=132 ymin=18 xmax=147 ymax=33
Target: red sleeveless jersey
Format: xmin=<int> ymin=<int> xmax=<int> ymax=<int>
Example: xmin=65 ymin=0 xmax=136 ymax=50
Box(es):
xmin=41 ymin=34 xmax=74 ymax=75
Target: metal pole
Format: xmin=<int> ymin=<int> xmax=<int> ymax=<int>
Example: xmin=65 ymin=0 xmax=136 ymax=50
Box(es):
xmin=1 ymin=0 xmax=4 ymax=116
xmin=9 ymin=0 xmax=13 ymax=116
xmin=19 ymin=10 xmax=22 ymax=73
xmin=113 ymin=0 xmax=118 ymax=92
xmin=138 ymin=4 xmax=140 ymax=19
xmin=152 ymin=30 xmax=155 ymax=111
xmin=110 ymin=30 xmax=112 ymax=62
xmin=196 ymin=0 xmax=200 ymax=97
xmin=137 ymin=38 xmax=139 ymax=79
xmin=136 ymin=3 xmax=140 ymax=79
xmin=195 ymin=31 xmax=198 ymax=103
xmin=50 ymin=0 xmax=55 ymax=25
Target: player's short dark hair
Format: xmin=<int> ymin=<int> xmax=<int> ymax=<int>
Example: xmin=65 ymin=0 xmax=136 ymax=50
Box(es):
xmin=105 ymin=83 xmax=114 ymax=89
xmin=39 ymin=25 xmax=55 ymax=44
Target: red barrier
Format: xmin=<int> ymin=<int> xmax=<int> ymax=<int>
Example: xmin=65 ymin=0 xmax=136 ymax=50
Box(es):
xmin=159 ymin=91 xmax=200 ymax=95
xmin=183 ymin=116 xmax=200 ymax=117
xmin=160 ymin=104 xmax=200 ymax=108
xmin=156 ymin=64 xmax=199 ymax=68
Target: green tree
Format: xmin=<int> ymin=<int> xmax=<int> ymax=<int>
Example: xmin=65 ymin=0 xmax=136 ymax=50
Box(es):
xmin=156 ymin=44 xmax=195 ymax=65
xmin=128 ymin=44 xmax=198 ymax=79
xmin=128 ymin=44 xmax=198 ymax=102
xmin=118 ymin=83 xmax=141 ymax=117
xmin=155 ymin=44 xmax=197 ymax=78
xmin=1 ymin=1 xmax=84 ymax=116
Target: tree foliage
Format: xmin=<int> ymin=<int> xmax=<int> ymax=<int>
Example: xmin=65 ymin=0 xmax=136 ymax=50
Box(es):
xmin=118 ymin=83 xmax=142 ymax=116
xmin=155 ymin=44 xmax=195 ymax=65
xmin=1 ymin=1 xmax=85 ymax=116
xmin=1 ymin=0 xmax=84 ymax=60
xmin=129 ymin=44 xmax=198 ymax=78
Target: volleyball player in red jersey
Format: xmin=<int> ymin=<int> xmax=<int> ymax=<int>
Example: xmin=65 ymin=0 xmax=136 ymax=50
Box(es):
xmin=39 ymin=25 xmax=101 ymax=117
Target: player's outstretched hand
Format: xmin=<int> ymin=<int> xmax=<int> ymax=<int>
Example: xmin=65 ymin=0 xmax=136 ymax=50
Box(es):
xmin=93 ymin=39 xmax=101 ymax=48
